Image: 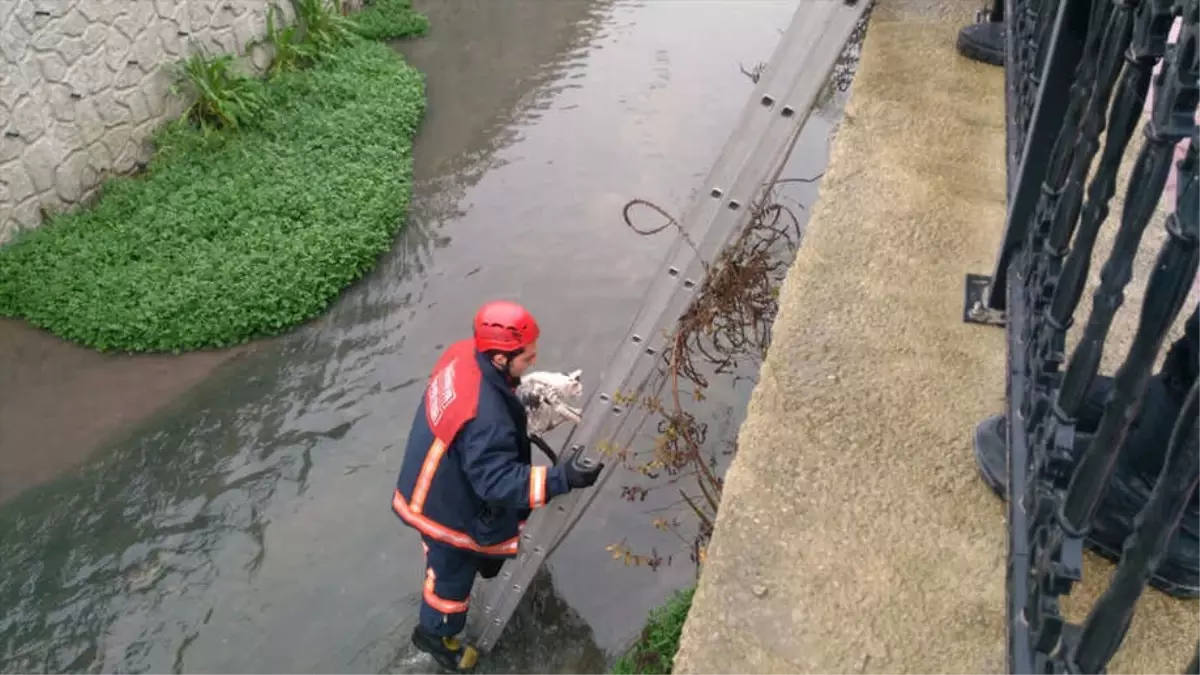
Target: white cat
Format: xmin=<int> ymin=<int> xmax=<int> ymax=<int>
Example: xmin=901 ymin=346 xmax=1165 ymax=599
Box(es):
xmin=516 ymin=369 xmax=584 ymax=436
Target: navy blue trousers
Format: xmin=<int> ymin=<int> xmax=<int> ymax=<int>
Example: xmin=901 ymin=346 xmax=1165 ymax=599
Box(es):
xmin=419 ymin=537 xmax=507 ymax=636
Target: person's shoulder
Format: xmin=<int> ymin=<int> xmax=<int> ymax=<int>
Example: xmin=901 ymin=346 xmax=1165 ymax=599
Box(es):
xmin=473 ymin=383 xmax=516 ymax=424
xmin=474 ymin=381 xmax=507 ymax=410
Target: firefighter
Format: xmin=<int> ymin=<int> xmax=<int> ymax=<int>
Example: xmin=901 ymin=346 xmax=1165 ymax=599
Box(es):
xmin=391 ymin=300 xmax=604 ymax=671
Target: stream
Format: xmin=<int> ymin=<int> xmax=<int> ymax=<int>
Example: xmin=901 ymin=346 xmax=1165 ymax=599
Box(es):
xmin=0 ymin=0 xmax=859 ymax=671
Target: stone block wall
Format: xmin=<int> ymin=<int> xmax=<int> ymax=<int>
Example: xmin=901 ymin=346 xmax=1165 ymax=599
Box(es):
xmin=0 ymin=0 xmax=289 ymax=244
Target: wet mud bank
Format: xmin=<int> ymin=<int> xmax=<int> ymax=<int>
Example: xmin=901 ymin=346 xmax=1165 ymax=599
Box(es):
xmin=0 ymin=320 xmax=255 ymax=505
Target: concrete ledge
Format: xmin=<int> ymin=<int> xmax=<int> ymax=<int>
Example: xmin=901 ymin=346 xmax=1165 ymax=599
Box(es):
xmin=672 ymin=0 xmax=1198 ymax=672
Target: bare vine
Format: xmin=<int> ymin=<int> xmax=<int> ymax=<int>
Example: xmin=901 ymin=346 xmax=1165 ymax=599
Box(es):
xmin=600 ymin=3 xmax=871 ymax=573
xmin=603 ymin=173 xmax=819 ymax=572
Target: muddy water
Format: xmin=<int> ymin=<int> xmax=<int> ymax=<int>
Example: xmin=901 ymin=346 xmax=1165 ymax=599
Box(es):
xmin=0 ymin=0 xmax=851 ymax=671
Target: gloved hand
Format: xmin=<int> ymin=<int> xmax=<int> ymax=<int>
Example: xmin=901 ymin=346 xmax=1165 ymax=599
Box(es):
xmin=565 ymin=459 xmax=603 ymax=489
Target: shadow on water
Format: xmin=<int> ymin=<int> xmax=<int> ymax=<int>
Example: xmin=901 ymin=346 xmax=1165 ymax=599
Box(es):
xmin=0 ymin=0 xmax=840 ymax=672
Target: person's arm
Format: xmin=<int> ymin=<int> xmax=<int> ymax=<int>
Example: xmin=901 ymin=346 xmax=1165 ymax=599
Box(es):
xmin=457 ymin=413 xmax=571 ymax=511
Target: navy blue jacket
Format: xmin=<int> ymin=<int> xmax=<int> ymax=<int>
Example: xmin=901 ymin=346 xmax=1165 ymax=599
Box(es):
xmin=392 ymin=340 xmax=572 ymax=557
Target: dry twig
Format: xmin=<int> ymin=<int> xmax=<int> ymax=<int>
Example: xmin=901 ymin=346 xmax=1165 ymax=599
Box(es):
xmin=608 ymin=173 xmax=818 ymax=568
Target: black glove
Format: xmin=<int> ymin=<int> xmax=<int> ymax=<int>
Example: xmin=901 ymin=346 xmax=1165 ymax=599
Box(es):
xmin=565 ymin=458 xmax=603 ymax=489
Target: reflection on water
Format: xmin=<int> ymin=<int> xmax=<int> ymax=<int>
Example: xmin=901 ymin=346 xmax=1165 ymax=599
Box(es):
xmin=0 ymin=0 xmax=845 ymax=672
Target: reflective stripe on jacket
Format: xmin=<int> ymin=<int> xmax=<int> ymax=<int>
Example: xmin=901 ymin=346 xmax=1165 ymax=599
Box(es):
xmin=393 ymin=340 xmax=571 ymax=556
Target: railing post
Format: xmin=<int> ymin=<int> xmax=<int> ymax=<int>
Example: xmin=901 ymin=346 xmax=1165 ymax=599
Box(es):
xmin=985 ymin=0 xmax=1094 ymax=313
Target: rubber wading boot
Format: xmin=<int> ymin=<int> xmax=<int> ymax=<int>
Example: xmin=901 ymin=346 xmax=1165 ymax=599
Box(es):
xmin=974 ymin=413 xmax=1199 ymax=599
xmin=412 ymin=626 xmax=479 ymax=673
xmin=956 ymin=21 xmax=1004 ymax=66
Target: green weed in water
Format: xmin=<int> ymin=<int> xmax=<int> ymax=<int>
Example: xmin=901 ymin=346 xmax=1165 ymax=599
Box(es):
xmin=611 ymin=587 xmax=696 ymax=675
xmin=354 ymin=0 xmax=431 ymax=40
xmin=0 ymin=39 xmax=426 ymax=353
xmin=256 ymin=0 xmax=428 ymax=77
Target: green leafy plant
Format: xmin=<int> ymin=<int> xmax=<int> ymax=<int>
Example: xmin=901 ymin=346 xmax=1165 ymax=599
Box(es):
xmin=354 ymin=0 xmax=430 ymax=40
xmin=611 ymin=587 xmax=695 ymax=674
xmin=258 ymin=3 xmax=320 ymax=76
xmin=291 ymin=0 xmax=361 ymax=56
xmin=0 ymin=41 xmax=427 ymax=353
xmin=172 ymin=50 xmax=266 ymax=132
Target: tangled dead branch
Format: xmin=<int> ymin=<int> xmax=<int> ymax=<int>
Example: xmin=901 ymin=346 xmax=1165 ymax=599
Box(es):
xmin=605 ymin=173 xmax=818 ymax=571
xmin=603 ymin=3 xmax=870 ymax=573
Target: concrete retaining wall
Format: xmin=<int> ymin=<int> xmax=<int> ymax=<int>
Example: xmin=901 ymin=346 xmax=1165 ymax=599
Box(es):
xmin=0 ymin=0 xmax=287 ymax=244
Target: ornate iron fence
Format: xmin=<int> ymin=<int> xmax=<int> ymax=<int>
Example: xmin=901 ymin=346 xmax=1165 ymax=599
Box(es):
xmin=963 ymin=0 xmax=1199 ymax=671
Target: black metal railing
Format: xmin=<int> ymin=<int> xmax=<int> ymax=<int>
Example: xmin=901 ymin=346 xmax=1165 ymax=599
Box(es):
xmin=964 ymin=0 xmax=1199 ymax=671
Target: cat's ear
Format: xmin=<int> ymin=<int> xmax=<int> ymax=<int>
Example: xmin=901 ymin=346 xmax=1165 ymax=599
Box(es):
xmin=568 ymin=369 xmax=582 ymax=381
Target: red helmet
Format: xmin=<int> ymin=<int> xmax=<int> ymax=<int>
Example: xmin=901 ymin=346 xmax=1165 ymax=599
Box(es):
xmin=473 ymin=300 xmax=540 ymax=353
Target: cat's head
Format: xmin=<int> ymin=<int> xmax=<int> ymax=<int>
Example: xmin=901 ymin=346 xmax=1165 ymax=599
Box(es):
xmin=561 ymin=369 xmax=583 ymax=399
xmin=518 ymin=369 xmax=584 ymax=399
